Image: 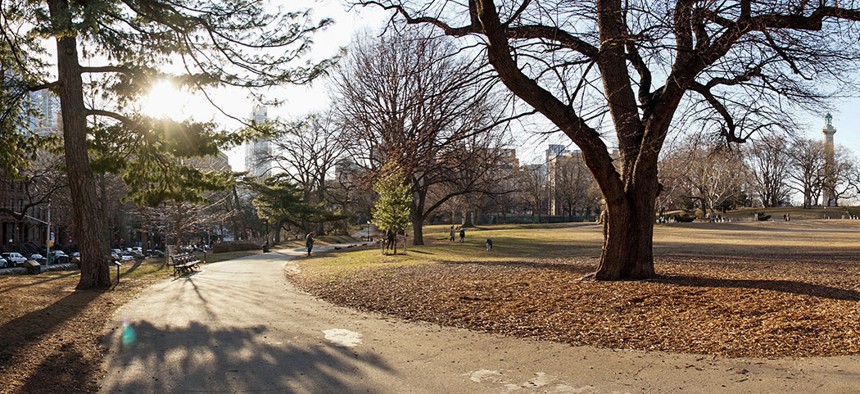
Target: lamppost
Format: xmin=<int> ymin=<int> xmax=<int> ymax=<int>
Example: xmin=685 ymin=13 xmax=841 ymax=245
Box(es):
xmin=366 ymin=220 xmax=371 ymax=241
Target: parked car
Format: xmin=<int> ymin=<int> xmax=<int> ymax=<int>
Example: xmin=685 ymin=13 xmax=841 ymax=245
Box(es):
xmin=0 ymin=255 xmax=8 ymax=268
xmin=146 ymin=249 xmax=165 ymax=258
xmin=119 ymin=252 xmax=135 ymax=262
xmin=52 ymin=250 xmax=70 ymax=264
xmin=29 ymin=254 xmax=47 ymax=264
xmin=1 ymin=252 xmax=27 ymax=267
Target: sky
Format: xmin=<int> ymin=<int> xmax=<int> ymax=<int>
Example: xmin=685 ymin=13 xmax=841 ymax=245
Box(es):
xmin=139 ymin=1 xmax=860 ymax=171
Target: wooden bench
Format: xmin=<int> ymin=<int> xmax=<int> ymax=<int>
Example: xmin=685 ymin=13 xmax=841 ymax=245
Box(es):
xmin=169 ymin=252 xmax=202 ymax=277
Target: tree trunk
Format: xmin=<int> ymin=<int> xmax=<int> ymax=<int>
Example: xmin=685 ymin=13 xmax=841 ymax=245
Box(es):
xmin=316 ymin=179 xmax=326 ymax=236
xmin=274 ymin=219 xmax=283 ymax=243
xmin=49 ymin=0 xmax=110 ymax=289
xmin=462 ymin=210 xmax=474 ymax=227
xmin=410 ymin=211 xmax=424 ymax=246
xmin=410 ymin=190 xmax=426 ymax=245
xmin=595 ymin=188 xmax=657 ymax=280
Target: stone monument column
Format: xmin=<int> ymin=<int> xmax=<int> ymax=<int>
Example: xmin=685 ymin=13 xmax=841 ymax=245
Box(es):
xmin=822 ymin=113 xmax=837 ymax=206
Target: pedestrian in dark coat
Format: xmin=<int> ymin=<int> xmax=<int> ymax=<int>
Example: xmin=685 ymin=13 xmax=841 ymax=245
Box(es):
xmin=305 ymin=232 xmax=315 ymax=256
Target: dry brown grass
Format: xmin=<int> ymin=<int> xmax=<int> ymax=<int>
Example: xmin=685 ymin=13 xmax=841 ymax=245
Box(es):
xmin=291 ymin=220 xmax=860 ymax=358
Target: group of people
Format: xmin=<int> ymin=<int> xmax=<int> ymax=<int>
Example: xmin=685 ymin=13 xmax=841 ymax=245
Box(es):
xmin=448 ymin=226 xmax=466 ymax=242
xmin=449 ymin=225 xmax=493 ymax=251
xmin=292 ymin=225 xmax=500 ymax=258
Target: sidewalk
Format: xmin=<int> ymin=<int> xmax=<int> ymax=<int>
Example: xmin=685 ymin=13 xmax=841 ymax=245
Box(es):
xmin=99 ymin=246 xmax=860 ymax=393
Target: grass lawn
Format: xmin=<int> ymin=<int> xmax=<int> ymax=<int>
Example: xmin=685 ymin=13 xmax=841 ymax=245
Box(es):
xmin=291 ymin=219 xmax=860 ymax=358
xmin=0 ymin=249 xmax=259 ymax=393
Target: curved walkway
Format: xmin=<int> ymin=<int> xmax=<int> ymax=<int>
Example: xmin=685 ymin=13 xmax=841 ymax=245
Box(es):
xmin=100 ymin=247 xmax=860 ymax=393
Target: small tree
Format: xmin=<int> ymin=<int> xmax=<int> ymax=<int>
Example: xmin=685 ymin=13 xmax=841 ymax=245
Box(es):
xmin=372 ymin=164 xmax=411 ymax=255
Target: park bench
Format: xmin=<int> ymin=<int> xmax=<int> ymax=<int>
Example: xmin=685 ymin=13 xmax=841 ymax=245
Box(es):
xmin=169 ymin=252 xmax=202 ymax=277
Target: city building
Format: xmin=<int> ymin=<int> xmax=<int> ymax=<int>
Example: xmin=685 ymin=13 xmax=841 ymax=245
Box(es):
xmin=26 ymin=90 xmax=61 ymax=136
xmin=0 ymin=90 xmax=62 ymax=254
xmin=545 ymin=144 xmax=601 ymax=217
xmin=245 ymin=105 xmax=272 ymax=178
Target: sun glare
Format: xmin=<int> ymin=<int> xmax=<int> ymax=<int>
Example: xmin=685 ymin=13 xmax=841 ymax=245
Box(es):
xmin=141 ymin=80 xmax=191 ymax=120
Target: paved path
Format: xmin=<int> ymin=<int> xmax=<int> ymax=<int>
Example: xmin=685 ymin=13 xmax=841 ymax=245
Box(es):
xmin=100 ymin=248 xmax=860 ymax=393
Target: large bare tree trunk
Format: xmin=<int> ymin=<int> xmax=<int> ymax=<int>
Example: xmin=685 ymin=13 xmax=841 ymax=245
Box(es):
xmin=410 ymin=190 xmax=425 ymax=245
xmin=410 ymin=211 xmax=424 ymax=246
xmin=49 ymin=0 xmax=110 ymax=289
xmin=595 ymin=189 xmax=657 ymax=280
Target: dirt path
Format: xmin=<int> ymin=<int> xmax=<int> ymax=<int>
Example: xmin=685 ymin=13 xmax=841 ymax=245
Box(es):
xmin=99 ymin=247 xmax=860 ymax=393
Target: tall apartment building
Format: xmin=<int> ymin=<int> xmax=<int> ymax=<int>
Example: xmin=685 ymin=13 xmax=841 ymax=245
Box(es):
xmin=245 ymin=105 xmax=272 ymax=178
xmin=27 ymin=90 xmax=61 ymax=136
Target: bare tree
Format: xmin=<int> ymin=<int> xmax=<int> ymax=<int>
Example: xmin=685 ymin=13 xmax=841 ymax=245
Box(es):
xmin=786 ymin=138 xmax=825 ymax=208
xmin=830 ymin=146 xmax=860 ymax=207
xmin=553 ymin=155 xmax=601 ymax=218
xmin=332 ymin=28 xmax=511 ymax=244
xmin=357 ymin=0 xmax=860 ymax=279
xmin=517 ymin=164 xmax=547 ymax=220
xmin=661 ymin=144 xmax=748 ymax=215
xmin=268 ymin=112 xmax=347 ymax=235
xmin=747 ymin=136 xmax=792 ymax=207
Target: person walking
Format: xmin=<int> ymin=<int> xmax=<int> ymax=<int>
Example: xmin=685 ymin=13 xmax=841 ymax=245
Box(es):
xmin=449 ymin=226 xmax=456 ymax=242
xmin=459 ymin=228 xmax=465 ymax=243
xmin=486 ymin=237 xmax=493 ymax=251
xmin=305 ymin=232 xmax=315 ymax=257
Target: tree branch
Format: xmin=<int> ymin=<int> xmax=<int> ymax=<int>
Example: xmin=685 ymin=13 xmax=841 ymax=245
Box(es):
xmin=87 ymin=109 xmax=135 ymax=125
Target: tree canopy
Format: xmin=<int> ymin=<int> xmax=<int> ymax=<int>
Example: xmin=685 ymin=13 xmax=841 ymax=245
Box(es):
xmin=371 ymin=163 xmax=411 ymax=236
xmin=357 ymin=0 xmax=860 ymax=280
xmin=0 ymin=0 xmax=334 ymax=288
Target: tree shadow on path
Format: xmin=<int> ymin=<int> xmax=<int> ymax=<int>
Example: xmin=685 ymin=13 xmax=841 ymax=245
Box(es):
xmin=101 ymin=320 xmax=394 ymax=393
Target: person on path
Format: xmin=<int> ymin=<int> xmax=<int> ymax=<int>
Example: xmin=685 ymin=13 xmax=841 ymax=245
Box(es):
xmin=486 ymin=237 xmax=493 ymax=251
xmin=305 ymin=232 xmax=315 ymax=256
xmin=449 ymin=226 xmax=456 ymax=242
xmin=459 ymin=228 xmax=465 ymax=243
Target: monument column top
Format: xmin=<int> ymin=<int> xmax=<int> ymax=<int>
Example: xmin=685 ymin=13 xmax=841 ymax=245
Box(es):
xmin=823 ymin=113 xmax=836 ymax=135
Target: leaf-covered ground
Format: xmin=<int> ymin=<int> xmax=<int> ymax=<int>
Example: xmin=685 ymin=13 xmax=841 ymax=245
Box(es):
xmin=290 ymin=221 xmax=860 ymax=358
